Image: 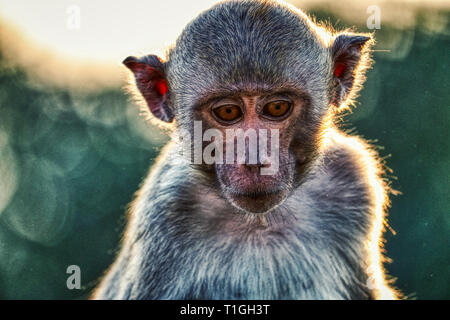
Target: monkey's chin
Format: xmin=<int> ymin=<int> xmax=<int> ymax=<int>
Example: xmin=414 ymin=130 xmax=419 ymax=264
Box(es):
xmin=226 ymin=190 xmax=287 ymax=214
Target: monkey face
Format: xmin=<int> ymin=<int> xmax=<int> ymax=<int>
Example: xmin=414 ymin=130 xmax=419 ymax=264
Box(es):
xmin=122 ymin=0 xmax=373 ymax=216
xmin=196 ymin=92 xmax=313 ymax=214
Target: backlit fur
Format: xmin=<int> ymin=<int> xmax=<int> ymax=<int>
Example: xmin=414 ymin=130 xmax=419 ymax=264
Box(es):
xmin=93 ymin=0 xmax=400 ymax=300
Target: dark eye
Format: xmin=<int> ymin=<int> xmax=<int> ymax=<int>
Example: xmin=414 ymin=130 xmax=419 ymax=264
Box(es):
xmin=212 ymin=105 xmax=243 ymax=123
xmin=262 ymin=100 xmax=291 ymax=119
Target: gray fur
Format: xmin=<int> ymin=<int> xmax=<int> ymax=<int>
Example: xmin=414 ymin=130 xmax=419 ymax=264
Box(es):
xmin=92 ymin=0 xmax=399 ymax=300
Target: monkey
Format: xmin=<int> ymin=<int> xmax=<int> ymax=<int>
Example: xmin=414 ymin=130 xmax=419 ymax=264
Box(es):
xmin=91 ymin=0 xmax=401 ymax=300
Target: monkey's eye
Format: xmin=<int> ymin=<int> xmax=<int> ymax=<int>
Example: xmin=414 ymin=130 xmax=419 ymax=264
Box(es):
xmin=262 ymin=100 xmax=292 ymax=119
xmin=212 ymin=105 xmax=243 ymax=123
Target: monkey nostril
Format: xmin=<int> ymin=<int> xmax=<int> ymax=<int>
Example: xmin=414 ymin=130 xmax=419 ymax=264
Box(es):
xmin=246 ymin=163 xmax=270 ymax=168
xmin=244 ymin=164 xmax=259 ymax=174
xmin=244 ymin=162 xmax=270 ymax=174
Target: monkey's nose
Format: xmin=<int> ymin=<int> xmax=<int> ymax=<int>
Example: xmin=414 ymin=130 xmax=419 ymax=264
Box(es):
xmin=244 ymin=162 xmax=270 ymax=174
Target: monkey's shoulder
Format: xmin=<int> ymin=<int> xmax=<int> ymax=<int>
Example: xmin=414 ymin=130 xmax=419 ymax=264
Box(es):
xmin=319 ymin=130 xmax=386 ymax=188
xmin=304 ymin=130 xmax=390 ymax=219
xmin=134 ymin=144 xmax=199 ymax=215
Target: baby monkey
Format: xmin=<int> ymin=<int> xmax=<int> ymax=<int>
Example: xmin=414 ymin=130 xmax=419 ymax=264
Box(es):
xmin=92 ymin=0 xmax=400 ymax=299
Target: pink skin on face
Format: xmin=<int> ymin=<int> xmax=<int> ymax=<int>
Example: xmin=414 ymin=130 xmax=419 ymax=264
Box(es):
xmin=200 ymin=93 xmax=304 ymax=214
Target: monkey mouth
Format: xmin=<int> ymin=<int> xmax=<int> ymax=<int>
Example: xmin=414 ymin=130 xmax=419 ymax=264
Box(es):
xmin=232 ymin=189 xmax=280 ymax=199
xmin=226 ymin=188 xmax=287 ymax=214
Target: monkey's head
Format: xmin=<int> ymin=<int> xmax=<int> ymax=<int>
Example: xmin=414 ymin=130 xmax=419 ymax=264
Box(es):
xmin=124 ymin=0 xmax=373 ymax=214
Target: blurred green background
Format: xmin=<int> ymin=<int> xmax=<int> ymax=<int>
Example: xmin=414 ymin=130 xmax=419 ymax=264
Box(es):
xmin=0 ymin=1 xmax=448 ymax=299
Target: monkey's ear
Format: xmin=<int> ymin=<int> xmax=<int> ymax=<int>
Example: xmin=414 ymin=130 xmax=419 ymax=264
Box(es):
xmin=123 ymin=55 xmax=174 ymax=122
xmin=330 ymin=33 xmax=374 ymax=108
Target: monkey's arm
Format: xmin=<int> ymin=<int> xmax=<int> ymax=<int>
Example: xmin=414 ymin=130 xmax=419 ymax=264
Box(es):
xmin=91 ymin=142 xmax=191 ymax=299
xmin=310 ymin=128 xmax=399 ymax=300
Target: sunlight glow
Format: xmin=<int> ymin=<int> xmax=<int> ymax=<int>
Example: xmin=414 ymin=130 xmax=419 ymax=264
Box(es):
xmin=0 ymin=0 xmax=446 ymax=90
xmin=0 ymin=0 xmax=220 ymax=63
xmin=322 ymin=128 xmax=399 ymax=299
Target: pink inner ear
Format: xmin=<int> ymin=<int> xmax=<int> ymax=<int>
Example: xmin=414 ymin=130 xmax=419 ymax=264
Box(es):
xmin=334 ymin=63 xmax=346 ymax=78
xmin=155 ymin=80 xmax=168 ymax=96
